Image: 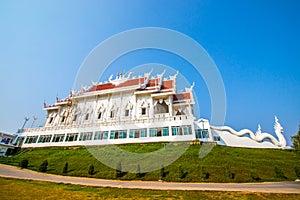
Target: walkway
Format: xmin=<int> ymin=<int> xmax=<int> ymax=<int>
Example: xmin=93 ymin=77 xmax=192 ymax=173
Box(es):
xmin=0 ymin=164 xmax=299 ymax=194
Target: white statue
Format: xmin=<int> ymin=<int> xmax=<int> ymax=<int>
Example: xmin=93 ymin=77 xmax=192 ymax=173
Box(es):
xmin=210 ymin=116 xmax=287 ymax=148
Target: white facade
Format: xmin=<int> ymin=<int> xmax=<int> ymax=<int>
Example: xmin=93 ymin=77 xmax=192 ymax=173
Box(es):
xmin=19 ymin=71 xmax=205 ymax=148
xmin=0 ymin=132 xmax=17 ymax=156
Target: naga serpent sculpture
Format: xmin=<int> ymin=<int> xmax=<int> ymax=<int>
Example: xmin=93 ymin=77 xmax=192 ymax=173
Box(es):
xmin=210 ymin=116 xmax=286 ymax=148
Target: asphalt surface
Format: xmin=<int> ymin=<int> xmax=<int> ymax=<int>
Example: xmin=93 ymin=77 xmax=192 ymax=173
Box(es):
xmin=0 ymin=164 xmax=299 ymax=194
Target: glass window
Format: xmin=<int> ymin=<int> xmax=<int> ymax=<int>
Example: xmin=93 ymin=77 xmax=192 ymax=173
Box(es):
xmin=110 ymin=131 xmax=115 ymax=139
xmin=79 ymin=133 xmax=83 ymax=141
xmin=25 ymin=136 xmax=38 ymax=144
xmin=129 ymin=130 xmax=135 ymax=138
xmin=79 ymin=132 xmax=93 ymax=141
xmin=49 ymin=117 xmax=53 ymax=124
xmin=125 ymin=109 xmax=129 ymax=117
xmin=183 ymin=126 xmax=192 ymax=135
xmin=85 ymin=113 xmax=89 ymax=120
xmin=110 ymin=111 xmax=114 ymax=118
xmin=202 ymin=130 xmax=209 ymax=138
xmin=118 ymin=130 xmax=127 ymax=139
xmin=172 ymin=127 xmax=179 ymax=136
xmin=142 ymin=108 xmax=146 ymax=115
xmin=59 ymin=135 xmax=65 ymax=142
xmin=163 ymin=127 xmax=169 ymax=136
xmin=38 ymin=135 xmax=52 ymax=143
xmin=150 ymin=128 xmax=157 ymax=137
xmin=45 ymin=135 xmax=52 ymax=142
xmin=140 ymin=129 xmax=147 ymax=137
xmin=103 ymin=131 xmax=108 ymax=139
xmin=94 ymin=132 xmax=101 ymax=140
xmin=66 ymin=133 xmax=77 ymax=142
xmin=61 ymin=116 xmax=66 ymax=123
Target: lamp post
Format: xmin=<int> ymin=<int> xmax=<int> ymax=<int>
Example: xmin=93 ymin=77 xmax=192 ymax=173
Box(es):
xmin=18 ymin=117 xmax=29 ymax=133
xmin=31 ymin=116 xmax=37 ymax=128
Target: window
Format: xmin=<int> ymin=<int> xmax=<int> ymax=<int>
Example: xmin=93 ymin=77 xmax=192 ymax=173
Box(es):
xmin=94 ymin=131 xmax=101 ymax=140
xmin=102 ymin=131 xmax=109 ymax=139
xmin=61 ymin=116 xmax=66 ymax=123
xmin=79 ymin=132 xmax=93 ymax=141
xmin=150 ymin=127 xmax=168 ymax=137
xmin=195 ymin=129 xmax=209 ymax=139
xmin=129 ymin=129 xmax=147 ymax=138
xmin=150 ymin=128 xmax=157 ymax=137
xmin=125 ymin=109 xmax=130 ymax=117
xmin=52 ymin=134 xmax=65 ymax=142
xmin=118 ymin=130 xmax=127 ymax=139
xmin=85 ymin=113 xmax=89 ymax=120
xmin=48 ymin=117 xmax=54 ymax=124
xmin=73 ymin=115 xmax=77 ymax=122
xmin=163 ymin=127 xmax=169 ymax=136
xmin=110 ymin=131 xmax=115 ymax=139
xmin=140 ymin=129 xmax=147 ymax=137
xmin=24 ymin=136 xmax=38 ymax=144
xmin=129 ymin=130 xmax=135 ymax=138
xmin=141 ymin=108 xmax=146 ymax=115
xmin=172 ymin=126 xmax=179 ymax=136
xmin=97 ymin=112 xmax=102 ymax=119
xmin=183 ymin=125 xmax=192 ymax=135
xmin=38 ymin=135 xmax=52 ymax=143
xmin=94 ymin=131 xmax=108 ymax=140
xmin=110 ymin=110 xmax=114 ymax=118
xmin=65 ymin=133 xmax=78 ymax=142
xmin=154 ymin=100 xmax=169 ymax=114
xmin=110 ymin=130 xmax=127 ymax=139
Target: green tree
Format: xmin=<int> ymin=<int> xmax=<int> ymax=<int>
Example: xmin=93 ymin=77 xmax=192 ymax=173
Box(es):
xmin=88 ymin=164 xmax=94 ymax=175
xmin=39 ymin=160 xmax=48 ymax=172
xmin=136 ymin=164 xmax=141 ymax=178
xmin=116 ymin=161 xmax=122 ymax=178
xmin=178 ymin=165 xmax=185 ymax=179
xmin=291 ymin=126 xmax=300 ymax=156
xmin=19 ymin=159 xmax=28 ymax=169
xmin=159 ymin=165 xmax=165 ymax=180
xmin=63 ymin=162 xmax=68 ymax=173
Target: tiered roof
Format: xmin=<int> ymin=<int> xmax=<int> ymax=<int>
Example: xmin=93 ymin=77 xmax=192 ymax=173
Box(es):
xmin=44 ymin=71 xmax=193 ymax=109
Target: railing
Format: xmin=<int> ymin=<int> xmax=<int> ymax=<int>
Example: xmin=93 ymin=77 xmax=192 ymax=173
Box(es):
xmin=24 ymin=115 xmax=195 ymax=133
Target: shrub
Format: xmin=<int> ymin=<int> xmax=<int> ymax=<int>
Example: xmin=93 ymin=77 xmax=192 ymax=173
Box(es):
xmin=136 ymin=164 xmax=141 ymax=178
xmin=250 ymin=172 xmax=261 ymax=181
xmin=274 ymin=166 xmax=286 ymax=179
xmin=231 ymin=172 xmax=235 ymax=180
xmin=203 ymin=171 xmax=210 ymax=179
xmin=178 ymin=165 xmax=185 ymax=179
xmin=201 ymin=166 xmax=209 ymax=179
xmin=63 ymin=162 xmax=68 ymax=173
xmin=159 ymin=165 xmax=165 ymax=180
xmin=88 ymin=164 xmax=94 ymax=175
xmin=294 ymin=166 xmax=300 ymax=178
xmin=39 ymin=160 xmax=48 ymax=172
xmin=116 ymin=162 xmax=122 ymax=178
xmin=19 ymin=159 xmax=28 ymax=169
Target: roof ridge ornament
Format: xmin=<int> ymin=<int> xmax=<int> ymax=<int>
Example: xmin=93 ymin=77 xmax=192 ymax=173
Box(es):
xmin=169 ymin=71 xmax=179 ymax=80
xmin=185 ymin=82 xmax=195 ymax=92
xmin=109 ymin=71 xmax=132 ymax=86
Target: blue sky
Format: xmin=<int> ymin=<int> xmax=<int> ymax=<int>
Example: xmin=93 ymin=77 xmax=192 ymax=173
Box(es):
xmin=0 ymin=0 xmax=299 ymax=145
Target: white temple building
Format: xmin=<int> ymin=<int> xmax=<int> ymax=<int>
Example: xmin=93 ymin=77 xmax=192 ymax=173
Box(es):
xmin=0 ymin=132 xmax=17 ymax=156
xmin=17 ymin=70 xmax=287 ymax=149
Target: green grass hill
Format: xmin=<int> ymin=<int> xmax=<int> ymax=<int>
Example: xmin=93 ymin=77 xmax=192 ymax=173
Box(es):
xmin=1 ymin=142 xmax=299 ymax=183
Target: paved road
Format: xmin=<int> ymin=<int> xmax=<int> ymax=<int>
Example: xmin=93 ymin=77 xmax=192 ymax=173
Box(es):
xmin=0 ymin=164 xmax=299 ymax=194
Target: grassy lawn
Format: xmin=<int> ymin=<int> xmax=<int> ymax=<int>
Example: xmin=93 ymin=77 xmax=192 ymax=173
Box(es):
xmin=0 ymin=142 xmax=299 ymax=183
xmin=1 ymin=177 xmax=300 ymax=200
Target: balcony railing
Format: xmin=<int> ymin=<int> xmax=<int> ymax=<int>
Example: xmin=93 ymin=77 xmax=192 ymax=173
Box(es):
xmin=24 ymin=115 xmax=194 ymax=133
